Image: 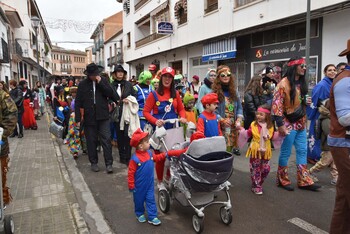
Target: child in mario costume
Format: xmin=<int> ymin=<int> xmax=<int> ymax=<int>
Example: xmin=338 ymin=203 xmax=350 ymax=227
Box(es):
xmin=128 ymin=128 xmax=182 ymax=225
xmin=197 ymin=93 xmax=222 ymax=137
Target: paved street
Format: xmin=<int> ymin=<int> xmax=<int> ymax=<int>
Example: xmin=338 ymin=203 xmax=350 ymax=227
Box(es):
xmin=7 ymin=113 xmax=336 ymax=234
xmin=60 ymin=129 xmax=335 ymax=232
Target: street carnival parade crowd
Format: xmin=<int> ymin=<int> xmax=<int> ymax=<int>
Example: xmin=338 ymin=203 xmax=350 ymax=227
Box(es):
xmin=1 ymin=38 xmax=350 ymax=233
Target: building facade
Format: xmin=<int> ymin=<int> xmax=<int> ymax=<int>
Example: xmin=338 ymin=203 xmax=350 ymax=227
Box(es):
xmin=51 ymin=45 xmax=87 ymax=79
xmin=1 ymin=0 xmax=52 ymax=88
xmin=119 ymin=0 xmax=350 ymax=98
xmin=90 ymin=11 xmax=126 ymax=75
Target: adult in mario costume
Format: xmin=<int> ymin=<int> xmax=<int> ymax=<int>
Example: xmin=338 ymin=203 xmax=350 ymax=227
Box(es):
xmin=143 ymin=67 xmax=187 ymax=188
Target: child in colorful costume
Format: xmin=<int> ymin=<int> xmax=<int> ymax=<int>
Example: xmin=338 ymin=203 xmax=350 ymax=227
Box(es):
xmin=128 ymin=128 xmax=181 ymax=225
xmin=239 ymin=105 xmax=277 ymax=195
xmin=197 ymin=93 xmax=222 ymax=137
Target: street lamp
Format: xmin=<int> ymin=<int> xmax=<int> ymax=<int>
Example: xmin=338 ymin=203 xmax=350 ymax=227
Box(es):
xmin=31 ymin=16 xmax=41 ymax=83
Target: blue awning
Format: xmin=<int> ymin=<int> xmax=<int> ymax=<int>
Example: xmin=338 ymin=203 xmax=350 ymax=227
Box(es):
xmin=202 ymin=37 xmax=236 ymax=62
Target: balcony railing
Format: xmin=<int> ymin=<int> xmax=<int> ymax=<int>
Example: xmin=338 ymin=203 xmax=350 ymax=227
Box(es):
xmin=61 ymin=68 xmax=72 ymax=73
xmin=107 ymin=53 xmax=124 ymax=67
xmin=235 ymin=0 xmax=258 ymax=8
xmin=135 ymin=0 xmax=148 ymax=11
xmin=205 ymin=2 xmax=218 ymax=14
xmin=12 ymin=40 xmax=23 ymax=57
xmin=92 ymin=47 xmax=96 ymax=55
xmin=135 ymin=33 xmax=166 ymax=48
xmin=60 ymin=59 xmax=72 ymax=64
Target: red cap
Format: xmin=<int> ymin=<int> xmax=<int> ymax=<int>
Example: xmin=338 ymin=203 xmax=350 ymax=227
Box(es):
xmin=192 ymin=75 xmax=199 ymax=80
xmin=148 ymin=64 xmax=157 ymax=71
xmin=130 ymin=128 xmax=149 ymax=147
xmin=190 ymin=131 xmax=205 ymax=142
xmin=161 ymin=67 xmax=175 ymax=77
xmin=201 ymin=93 xmax=219 ymax=106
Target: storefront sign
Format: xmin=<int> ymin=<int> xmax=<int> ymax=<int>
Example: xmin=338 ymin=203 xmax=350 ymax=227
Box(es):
xmin=202 ymin=37 xmax=237 ymax=62
xmin=157 ymin=21 xmax=173 ymax=34
xmin=255 ymin=43 xmax=307 ymax=59
xmin=202 ymin=51 xmax=236 ymax=62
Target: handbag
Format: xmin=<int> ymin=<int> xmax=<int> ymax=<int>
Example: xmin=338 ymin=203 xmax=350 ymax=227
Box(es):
xmin=110 ymin=105 xmax=120 ymax=123
xmin=284 ymin=105 xmax=305 ymax=123
xmin=49 ymin=121 xmax=64 ymax=138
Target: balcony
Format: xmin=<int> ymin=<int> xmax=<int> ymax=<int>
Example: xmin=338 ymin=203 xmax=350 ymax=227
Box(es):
xmin=61 ymin=68 xmax=72 ymax=74
xmin=12 ymin=40 xmax=23 ymax=60
xmin=60 ymin=59 xmax=72 ymax=64
xmin=92 ymin=47 xmax=96 ymax=55
xmin=135 ymin=33 xmax=166 ymax=48
xmin=135 ymin=0 xmax=148 ymax=11
xmin=99 ymin=39 xmax=104 ymax=48
xmin=95 ymin=42 xmax=100 ymax=52
xmin=116 ymin=53 xmax=123 ymax=63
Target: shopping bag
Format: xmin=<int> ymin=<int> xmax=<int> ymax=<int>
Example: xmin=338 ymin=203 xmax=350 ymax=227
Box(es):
xmin=49 ymin=121 xmax=64 ymax=138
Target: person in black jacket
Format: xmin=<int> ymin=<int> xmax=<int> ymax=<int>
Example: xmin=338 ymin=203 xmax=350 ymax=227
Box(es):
xmin=244 ymin=75 xmax=266 ymax=129
xmin=75 ymin=63 xmax=118 ymax=173
xmin=110 ymin=65 xmax=137 ymax=165
xmin=9 ymin=80 xmax=24 ymax=138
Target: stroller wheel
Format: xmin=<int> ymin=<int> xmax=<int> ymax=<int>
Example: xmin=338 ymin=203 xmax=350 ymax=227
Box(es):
xmin=192 ymin=215 xmax=204 ymax=233
xmin=219 ymin=206 xmax=232 ymax=225
xmin=158 ymin=190 xmax=170 ymax=213
xmin=4 ymin=215 xmax=15 ymax=234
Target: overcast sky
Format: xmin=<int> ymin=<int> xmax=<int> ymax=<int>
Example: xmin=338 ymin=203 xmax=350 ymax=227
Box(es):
xmin=36 ymin=0 xmax=122 ymax=51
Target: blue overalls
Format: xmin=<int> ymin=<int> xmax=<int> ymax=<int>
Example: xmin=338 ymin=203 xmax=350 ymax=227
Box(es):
xmin=198 ymin=113 xmax=219 ymax=137
xmin=131 ymin=150 xmax=157 ymax=220
xmin=151 ymin=91 xmax=178 ymax=129
xmin=135 ymin=85 xmax=152 ymax=130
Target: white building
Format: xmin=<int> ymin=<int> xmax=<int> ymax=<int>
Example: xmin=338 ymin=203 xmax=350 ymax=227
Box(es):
xmin=120 ymin=0 xmax=350 ymax=97
xmin=1 ymin=0 xmax=52 ymax=87
xmin=0 ymin=7 xmax=11 ymax=82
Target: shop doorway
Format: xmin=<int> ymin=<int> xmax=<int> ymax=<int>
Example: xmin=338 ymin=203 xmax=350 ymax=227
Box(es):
xmin=171 ymin=60 xmax=183 ymax=75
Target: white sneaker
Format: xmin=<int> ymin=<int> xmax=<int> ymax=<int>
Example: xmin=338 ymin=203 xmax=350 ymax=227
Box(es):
xmin=309 ymin=173 xmax=319 ymax=182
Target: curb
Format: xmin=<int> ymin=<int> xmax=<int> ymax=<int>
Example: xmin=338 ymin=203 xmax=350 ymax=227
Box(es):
xmin=47 ymin=109 xmax=113 ymax=234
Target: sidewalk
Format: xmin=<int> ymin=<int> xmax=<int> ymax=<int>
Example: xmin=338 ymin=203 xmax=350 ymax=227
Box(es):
xmin=6 ymin=113 xmax=89 ymax=234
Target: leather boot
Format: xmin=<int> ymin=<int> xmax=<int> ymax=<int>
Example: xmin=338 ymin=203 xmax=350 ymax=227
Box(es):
xmin=276 ymin=166 xmax=294 ymax=191
xmin=297 ymin=164 xmax=321 ymax=191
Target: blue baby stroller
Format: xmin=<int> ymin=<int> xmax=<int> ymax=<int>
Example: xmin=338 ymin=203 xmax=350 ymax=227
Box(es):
xmin=151 ymin=123 xmax=234 ymax=233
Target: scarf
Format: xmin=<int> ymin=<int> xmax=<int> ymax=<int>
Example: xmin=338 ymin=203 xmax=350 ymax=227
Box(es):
xmin=258 ymin=121 xmax=268 ymax=153
xmin=203 ymin=78 xmax=212 ymax=89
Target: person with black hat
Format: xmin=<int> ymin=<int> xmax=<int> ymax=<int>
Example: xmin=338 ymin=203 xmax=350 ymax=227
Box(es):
xmin=75 ymin=63 xmax=118 ymax=173
xmin=328 ymin=38 xmax=350 ymax=233
xmin=110 ymin=64 xmax=136 ymax=165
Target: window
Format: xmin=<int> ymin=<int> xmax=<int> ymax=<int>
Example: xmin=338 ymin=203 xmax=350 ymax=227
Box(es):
xmin=251 ymin=19 xmax=319 ymax=47
xmin=127 ymin=32 xmax=131 ymax=48
xmin=205 ymin=0 xmax=218 ymax=14
xmin=235 ymin=0 xmax=259 ymax=8
xmin=192 ymin=57 xmax=214 ymax=67
xmin=174 ymin=0 xmax=187 ymax=25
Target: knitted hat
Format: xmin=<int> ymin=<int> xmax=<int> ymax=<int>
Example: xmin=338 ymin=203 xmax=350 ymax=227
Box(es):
xmin=130 ymin=128 xmax=149 ymax=147
xmin=183 ymin=92 xmax=195 ymax=106
xmin=201 ymin=93 xmax=219 ymax=106
xmin=138 ymin=71 xmax=153 ymax=84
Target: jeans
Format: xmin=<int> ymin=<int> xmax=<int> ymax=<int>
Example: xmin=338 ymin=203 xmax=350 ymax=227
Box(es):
xmin=279 ymin=129 xmax=307 ymax=166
